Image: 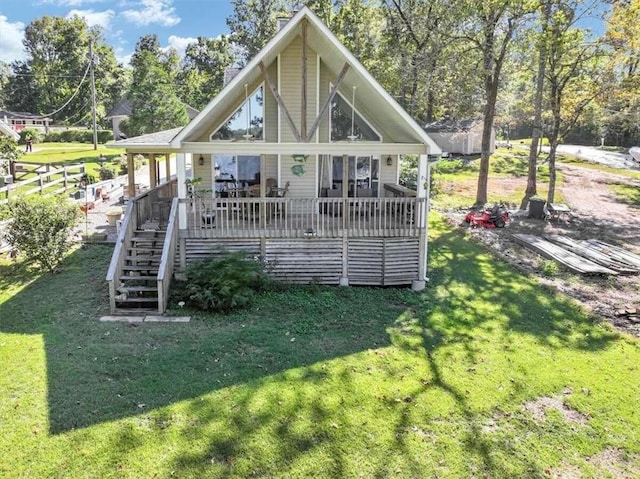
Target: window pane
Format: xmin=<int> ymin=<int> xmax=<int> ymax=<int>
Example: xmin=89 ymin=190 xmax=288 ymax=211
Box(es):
xmin=212 ymin=86 xmax=264 ymax=141
xmin=330 ymin=93 xmax=380 ymax=141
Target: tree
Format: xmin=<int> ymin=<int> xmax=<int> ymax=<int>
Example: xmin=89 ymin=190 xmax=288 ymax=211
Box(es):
xmin=4 ymin=196 xmax=80 ymax=272
xmin=455 ymin=0 xmax=535 ymax=206
xmin=227 ymin=0 xmax=287 ymax=64
xmin=177 ymin=36 xmax=234 ymax=110
xmin=601 ymin=0 xmax=640 ymax=146
xmin=124 ymin=35 xmax=189 ymax=136
xmin=6 ymin=16 xmax=123 ymax=128
xmin=520 ymin=1 xmax=552 ymax=210
xmin=544 ymin=14 xmax=604 ymax=203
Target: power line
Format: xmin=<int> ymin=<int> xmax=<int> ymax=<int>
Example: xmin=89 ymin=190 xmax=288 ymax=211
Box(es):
xmin=8 ymin=62 xmax=91 ymax=120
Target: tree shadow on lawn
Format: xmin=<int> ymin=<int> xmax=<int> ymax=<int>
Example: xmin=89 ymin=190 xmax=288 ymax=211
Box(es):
xmin=0 ymin=245 xmax=409 ymax=435
xmin=0 ymin=226 xmax=621 ymax=476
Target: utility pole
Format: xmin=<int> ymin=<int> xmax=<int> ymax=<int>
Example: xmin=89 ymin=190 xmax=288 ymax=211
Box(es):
xmin=89 ymin=41 xmax=98 ymax=150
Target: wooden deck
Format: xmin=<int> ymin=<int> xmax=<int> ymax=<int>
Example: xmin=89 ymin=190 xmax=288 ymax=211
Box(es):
xmin=181 ymin=196 xmax=426 ymax=239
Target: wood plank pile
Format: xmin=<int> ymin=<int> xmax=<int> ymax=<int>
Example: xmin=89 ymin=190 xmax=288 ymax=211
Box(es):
xmin=511 ymin=234 xmax=640 ymax=276
xmin=614 ymin=307 xmax=639 ymax=324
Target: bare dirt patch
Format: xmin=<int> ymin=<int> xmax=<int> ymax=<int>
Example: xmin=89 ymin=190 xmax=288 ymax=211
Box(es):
xmin=439 ymin=162 xmax=640 ymax=337
xmin=587 ymin=447 xmax=640 ymax=479
xmin=522 ymin=388 xmax=589 ymax=426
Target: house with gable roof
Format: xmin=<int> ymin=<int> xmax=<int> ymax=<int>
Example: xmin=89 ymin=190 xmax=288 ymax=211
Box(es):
xmin=106 ymin=7 xmax=441 ymax=314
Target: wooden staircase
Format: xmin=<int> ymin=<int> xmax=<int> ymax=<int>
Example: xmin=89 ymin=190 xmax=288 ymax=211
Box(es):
xmin=114 ymin=226 xmax=166 ymax=314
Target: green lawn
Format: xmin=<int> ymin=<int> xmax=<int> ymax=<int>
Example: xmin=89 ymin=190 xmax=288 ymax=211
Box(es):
xmin=19 ymin=143 xmax=126 ymax=180
xmin=1 ymin=217 xmax=639 ymax=478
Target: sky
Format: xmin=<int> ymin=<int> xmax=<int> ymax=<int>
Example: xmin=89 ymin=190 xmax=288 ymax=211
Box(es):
xmin=0 ymin=0 xmax=236 ymax=65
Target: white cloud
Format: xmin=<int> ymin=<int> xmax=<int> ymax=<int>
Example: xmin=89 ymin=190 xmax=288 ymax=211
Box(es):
xmin=0 ymin=16 xmax=26 ymax=63
xmin=164 ymin=35 xmax=196 ymax=57
xmin=41 ymin=0 xmax=107 ymax=6
xmin=66 ymin=9 xmax=115 ymax=30
xmin=122 ymin=0 xmax=180 ymax=27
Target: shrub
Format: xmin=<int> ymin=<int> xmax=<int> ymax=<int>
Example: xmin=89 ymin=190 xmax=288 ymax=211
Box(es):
xmin=117 ymin=154 xmax=144 ymax=175
xmin=19 ymin=128 xmax=43 ymax=144
xmin=98 ymin=165 xmax=116 ymax=180
xmin=3 ymin=196 xmax=80 ymax=272
xmin=43 ymin=129 xmax=113 ymax=143
xmin=181 ymin=251 xmax=271 ymax=312
xmin=540 ymin=259 xmax=560 ymax=276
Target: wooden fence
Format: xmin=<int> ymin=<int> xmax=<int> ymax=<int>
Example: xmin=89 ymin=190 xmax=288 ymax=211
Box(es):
xmin=0 ymin=164 xmax=85 ymax=203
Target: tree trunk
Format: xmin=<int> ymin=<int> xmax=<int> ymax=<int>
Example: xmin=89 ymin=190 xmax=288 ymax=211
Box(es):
xmin=546 ymin=114 xmax=561 ymax=204
xmin=520 ymin=2 xmax=550 ymax=211
xmin=475 ymin=80 xmax=498 ymax=207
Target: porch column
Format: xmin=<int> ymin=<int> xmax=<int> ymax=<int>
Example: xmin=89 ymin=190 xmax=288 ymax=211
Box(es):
xmin=127 ymin=153 xmax=135 ymax=198
xmin=149 ymin=153 xmax=157 ymax=188
xmin=340 ymin=154 xmax=349 ymax=286
xmin=177 ymin=153 xmax=188 ymax=230
xmin=413 ymin=153 xmax=428 ymax=291
xmin=165 ymin=153 xmax=171 ymax=182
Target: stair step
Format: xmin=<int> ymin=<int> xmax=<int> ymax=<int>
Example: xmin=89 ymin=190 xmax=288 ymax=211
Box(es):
xmin=127 ymin=247 xmax=161 ymax=253
xmin=112 ymin=308 xmax=159 ymax=315
xmin=120 ymin=275 xmax=157 ymax=281
xmin=117 ymin=286 xmax=158 ymax=293
xmin=131 ymin=236 xmax=165 ymax=243
xmin=122 ymin=265 xmax=159 ymax=272
xmin=115 ymin=297 xmax=158 ymax=304
xmin=125 ymin=255 xmax=161 ymax=262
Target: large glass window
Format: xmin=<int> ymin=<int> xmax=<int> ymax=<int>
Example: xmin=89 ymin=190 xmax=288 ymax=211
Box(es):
xmin=213 ymin=155 xmax=261 ymax=194
xmin=329 ymin=156 xmax=379 ymax=196
xmin=330 ymin=90 xmax=381 ymax=142
xmin=211 ymin=85 xmax=264 ymax=141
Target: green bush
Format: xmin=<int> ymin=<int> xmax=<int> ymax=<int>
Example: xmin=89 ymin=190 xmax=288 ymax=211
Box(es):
xmin=3 ymin=196 xmax=80 ymax=272
xmin=19 ymin=128 xmax=43 ymax=144
xmin=43 ymin=129 xmax=113 ymax=143
xmin=181 ymin=251 xmax=271 ymax=312
xmin=98 ymin=166 xmax=116 ymax=181
xmin=117 ymin=154 xmax=144 ymax=175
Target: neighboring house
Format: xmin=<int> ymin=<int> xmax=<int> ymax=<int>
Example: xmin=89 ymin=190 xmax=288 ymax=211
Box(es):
xmin=105 ymin=98 xmax=200 ymax=140
xmin=423 ymin=119 xmax=494 ymax=155
xmin=0 ymin=110 xmax=51 ymax=133
xmin=106 ymin=7 xmax=441 ymax=314
xmin=0 ymin=120 xmax=20 ymax=141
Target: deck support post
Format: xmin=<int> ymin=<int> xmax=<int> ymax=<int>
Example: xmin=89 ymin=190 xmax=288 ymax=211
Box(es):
xmin=165 ymin=153 xmax=171 ymax=182
xmin=149 ymin=153 xmax=157 ymax=188
xmin=127 ymin=153 xmax=135 ymax=198
xmin=416 ymin=154 xmax=429 ymax=284
xmin=177 ymin=153 xmax=188 ymax=230
xmin=340 ymin=236 xmax=349 ymax=286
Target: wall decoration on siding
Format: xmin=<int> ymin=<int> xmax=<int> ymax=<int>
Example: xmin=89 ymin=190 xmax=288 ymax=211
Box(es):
xmin=291 ymin=154 xmax=308 ymax=176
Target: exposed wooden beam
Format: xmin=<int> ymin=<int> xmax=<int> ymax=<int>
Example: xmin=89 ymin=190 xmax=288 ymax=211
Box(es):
xmin=301 ymin=19 xmax=308 ymax=140
xmin=127 ymin=153 xmax=135 ymax=198
xmin=258 ymin=61 xmax=303 ymax=143
xmin=305 ymin=62 xmax=350 ymax=142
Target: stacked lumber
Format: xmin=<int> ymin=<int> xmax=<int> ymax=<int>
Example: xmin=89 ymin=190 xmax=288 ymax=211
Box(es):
xmin=512 ymin=234 xmax=618 ymax=275
xmin=544 ymin=235 xmax=640 ymax=274
xmin=581 ymin=239 xmax=640 ymax=270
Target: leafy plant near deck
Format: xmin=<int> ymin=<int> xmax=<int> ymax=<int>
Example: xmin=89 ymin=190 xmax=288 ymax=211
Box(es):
xmin=3 ymin=195 xmax=80 ymax=272
xmin=180 ymin=251 xmax=272 ymax=312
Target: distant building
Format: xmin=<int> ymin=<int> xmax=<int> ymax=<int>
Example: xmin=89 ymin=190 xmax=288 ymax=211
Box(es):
xmin=0 ymin=119 xmax=20 ymax=141
xmin=105 ymin=98 xmax=199 ymax=140
xmin=423 ymin=119 xmax=494 ymax=155
xmin=0 ymin=110 xmax=52 ymax=133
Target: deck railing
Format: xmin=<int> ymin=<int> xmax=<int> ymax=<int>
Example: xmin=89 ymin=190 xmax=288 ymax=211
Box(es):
xmin=157 ymin=198 xmax=179 ymax=313
xmin=106 ymin=198 xmax=137 ymax=313
xmin=183 ymin=196 xmax=426 ymax=238
xmin=135 ymin=179 xmax=177 ymax=226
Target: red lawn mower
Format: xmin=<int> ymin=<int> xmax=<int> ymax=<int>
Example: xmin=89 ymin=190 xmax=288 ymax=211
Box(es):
xmin=465 ymin=203 xmax=510 ymax=228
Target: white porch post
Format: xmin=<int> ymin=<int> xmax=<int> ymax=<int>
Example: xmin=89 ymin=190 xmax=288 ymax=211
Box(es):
xmin=413 ymin=153 xmax=429 ymax=291
xmin=177 ymin=153 xmax=188 ymax=230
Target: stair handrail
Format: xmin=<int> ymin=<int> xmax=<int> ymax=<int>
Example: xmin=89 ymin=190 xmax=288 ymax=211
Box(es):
xmin=156 ymin=197 xmax=179 ymax=313
xmin=106 ymin=199 xmax=137 ymax=312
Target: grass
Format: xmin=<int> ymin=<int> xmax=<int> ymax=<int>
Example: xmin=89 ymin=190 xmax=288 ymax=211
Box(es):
xmin=19 ymin=143 xmax=126 ymax=180
xmin=1 ymin=217 xmax=639 ymax=478
xmin=431 ymin=150 xmax=564 ymax=208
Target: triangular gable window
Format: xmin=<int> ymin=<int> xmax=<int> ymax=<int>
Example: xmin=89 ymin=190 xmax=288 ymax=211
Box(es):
xmin=211 ymin=85 xmax=264 ymax=141
xmin=330 ymin=89 xmax=381 ymax=142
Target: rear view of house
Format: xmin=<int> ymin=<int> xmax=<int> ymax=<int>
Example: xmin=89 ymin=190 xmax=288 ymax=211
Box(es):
xmin=107 ymin=7 xmax=441 ymax=314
